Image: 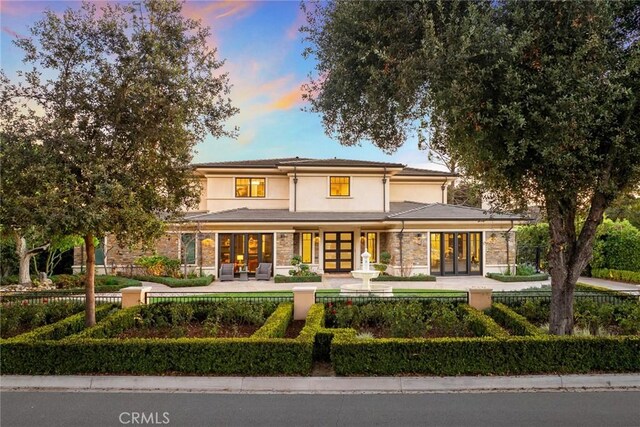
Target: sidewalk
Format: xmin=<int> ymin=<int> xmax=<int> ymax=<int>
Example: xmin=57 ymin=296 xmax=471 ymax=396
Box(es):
xmin=2 ymin=374 xmax=638 ymax=394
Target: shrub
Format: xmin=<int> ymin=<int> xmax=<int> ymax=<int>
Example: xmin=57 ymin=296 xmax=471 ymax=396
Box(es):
xmin=486 ymin=273 xmax=549 ymax=282
xmin=516 ymin=223 xmax=550 ymax=271
xmin=51 ymin=274 xmax=141 ymax=291
xmin=591 ymin=219 xmax=640 ymax=272
xmin=131 ymin=275 xmax=214 ymax=287
xmin=461 ymin=305 xmax=509 ymax=338
xmin=252 ymin=303 xmax=293 ymax=339
xmin=516 ymin=263 xmax=537 ymax=276
xmin=488 ymin=303 xmax=543 ymax=336
xmin=330 ymin=334 xmax=640 ymax=376
xmin=591 ymin=268 xmax=640 ymax=284
xmin=134 ymin=255 xmax=182 ymax=277
xmin=274 ymin=275 xmax=322 ymax=283
xmin=0 ymin=301 xmax=85 ymax=339
xmin=372 ymin=274 xmax=436 ymax=282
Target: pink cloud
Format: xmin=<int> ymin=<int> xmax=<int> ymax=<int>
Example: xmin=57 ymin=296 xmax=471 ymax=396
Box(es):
xmin=182 ymin=0 xmax=257 ymax=23
xmin=267 ymin=85 xmax=304 ymax=111
xmin=2 ymin=26 xmax=26 ymax=39
xmin=285 ymin=8 xmax=306 ymax=40
xmin=0 ymin=1 xmax=48 ymax=17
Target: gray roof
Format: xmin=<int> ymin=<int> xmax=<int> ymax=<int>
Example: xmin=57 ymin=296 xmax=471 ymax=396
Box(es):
xmin=193 ymin=157 xmax=404 ymax=169
xmin=395 ymin=167 xmax=457 ymax=177
xmin=178 ymin=202 xmax=526 ymax=223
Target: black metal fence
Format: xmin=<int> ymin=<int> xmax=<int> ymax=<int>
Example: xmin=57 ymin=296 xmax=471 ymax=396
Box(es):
xmin=493 ymin=290 xmax=639 ymax=306
xmin=145 ymin=292 xmax=293 ymax=304
xmin=0 ymin=290 xmax=122 ymax=305
xmin=316 ymin=294 xmax=469 ymax=304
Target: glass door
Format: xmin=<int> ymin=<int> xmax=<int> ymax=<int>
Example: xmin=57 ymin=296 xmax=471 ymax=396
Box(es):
xmin=247 ymin=234 xmax=259 ymax=273
xmin=430 ymin=232 xmax=482 ymax=275
xmin=323 ymin=232 xmax=353 ymax=272
xmin=457 ymin=233 xmax=468 ymax=274
xmin=443 ymin=233 xmax=455 ymax=274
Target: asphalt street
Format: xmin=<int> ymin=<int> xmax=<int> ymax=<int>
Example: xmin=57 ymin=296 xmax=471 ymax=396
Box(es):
xmin=2 ymin=391 xmax=639 ymax=427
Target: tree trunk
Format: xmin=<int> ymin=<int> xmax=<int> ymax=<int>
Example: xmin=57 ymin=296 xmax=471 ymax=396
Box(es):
xmin=85 ymin=233 xmax=96 ymax=327
xmin=547 ymin=192 xmax=608 ymax=335
xmin=15 ymin=235 xmax=49 ymax=286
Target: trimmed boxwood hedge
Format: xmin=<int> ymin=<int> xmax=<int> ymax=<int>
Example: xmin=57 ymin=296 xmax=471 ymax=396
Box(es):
xmin=274 ymin=275 xmax=322 ymax=283
xmin=486 ymin=273 xmax=549 ymax=282
xmin=591 ymin=268 xmax=640 ymax=285
xmin=461 ymin=305 xmax=510 ymax=338
xmin=372 ymin=275 xmax=436 ymax=282
xmin=0 ymin=302 xmax=325 ymax=375
xmin=488 ymin=303 xmax=543 ymax=337
xmin=330 ymin=334 xmax=640 ymax=376
xmin=131 ymin=275 xmax=214 ymax=287
xmin=2 ymin=304 xmax=118 ymax=342
xmin=252 ymin=303 xmax=293 ymax=339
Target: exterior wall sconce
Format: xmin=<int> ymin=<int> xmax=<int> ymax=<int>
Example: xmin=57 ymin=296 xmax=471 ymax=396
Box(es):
xmin=201 ymin=238 xmax=214 ymax=247
xmin=314 ymin=236 xmax=320 ymax=243
xmin=415 ymin=233 xmax=426 ymax=245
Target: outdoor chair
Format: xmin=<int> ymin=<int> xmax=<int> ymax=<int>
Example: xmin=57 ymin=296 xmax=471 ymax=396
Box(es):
xmin=255 ymin=263 xmax=273 ymax=280
xmin=219 ymin=263 xmax=235 ymax=281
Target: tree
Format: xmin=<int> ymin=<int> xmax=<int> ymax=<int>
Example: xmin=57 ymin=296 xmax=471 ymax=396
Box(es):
xmin=2 ymin=0 xmax=237 ymax=325
xmin=606 ymin=192 xmax=640 ymax=229
xmin=303 ymin=1 xmax=640 ymax=334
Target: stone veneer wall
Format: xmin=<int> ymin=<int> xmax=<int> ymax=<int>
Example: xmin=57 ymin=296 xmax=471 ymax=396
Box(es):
xmin=200 ymin=233 xmax=216 ymax=267
xmin=485 ymin=231 xmax=516 ymax=266
xmin=381 ymin=232 xmax=428 ymax=275
xmin=276 ymin=233 xmax=294 ymax=266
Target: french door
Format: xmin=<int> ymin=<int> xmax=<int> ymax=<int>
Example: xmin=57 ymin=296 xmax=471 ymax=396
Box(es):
xmin=430 ymin=232 xmax=482 ymax=275
xmin=323 ymin=232 xmax=353 ymax=272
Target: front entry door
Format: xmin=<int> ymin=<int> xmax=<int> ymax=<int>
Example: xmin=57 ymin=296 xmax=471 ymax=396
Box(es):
xmin=323 ymin=232 xmax=353 ymax=272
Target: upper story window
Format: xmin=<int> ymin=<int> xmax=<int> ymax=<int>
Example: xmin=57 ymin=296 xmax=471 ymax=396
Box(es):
xmin=329 ymin=176 xmax=350 ymax=197
xmin=235 ymin=178 xmax=265 ymax=198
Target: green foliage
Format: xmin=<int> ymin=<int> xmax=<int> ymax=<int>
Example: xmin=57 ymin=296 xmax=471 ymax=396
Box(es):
xmin=591 ymin=219 xmax=640 ymax=272
xmin=0 ymin=301 xmax=84 ymax=338
xmin=330 ymin=334 xmax=640 ymax=376
xmin=372 ymin=274 xmax=436 ymax=282
xmin=379 ymin=252 xmax=391 ymax=265
xmin=252 ymin=303 xmax=293 ymax=339
xmin=130 ymin=275 xmax=214 ymax=288
xmin=4 ymin=304 xmax=117 ymax=342
xmin=488 ymin=303 xmax=544 ymax=337
xmin=288 ymin=256 xmax=317 ymax=277
xmin=134 ymin=255 xmax=182 ymax=277
xmin=591 ymin=268 xmax=640 ymax=284
xmin=274 ymin=274 xmax=322 ymax=283
xmin=606 ymin=193 xmax=640 ymax=229
xmin=516 ymin=264 xmax=537 ymax=277
xmin=51 ymin=274 xmax=141 ymax=291
xmin=486 ymin=273 xmax=549 ymax=282
xmin=516 ymin=224 xmax=550 ymax=270
xmin=461 ymin=305 xmax=509 ymax=338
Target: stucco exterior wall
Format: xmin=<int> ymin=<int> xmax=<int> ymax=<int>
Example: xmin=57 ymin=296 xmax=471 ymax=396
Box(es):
xmin=389 ymin=182 xmax=444 ymax=203
xmin=203 ymin=175 xmax=289 ymax=211
xmin=292 ymin=175 xmax=386 ymax=212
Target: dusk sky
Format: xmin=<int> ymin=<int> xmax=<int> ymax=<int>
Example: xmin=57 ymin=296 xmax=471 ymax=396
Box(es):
xmin=1 ymin=0 xmax=436 ymax=168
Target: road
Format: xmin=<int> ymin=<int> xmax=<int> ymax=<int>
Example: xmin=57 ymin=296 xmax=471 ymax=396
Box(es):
xmin=2 ymin=391 xmax=639 ymax=427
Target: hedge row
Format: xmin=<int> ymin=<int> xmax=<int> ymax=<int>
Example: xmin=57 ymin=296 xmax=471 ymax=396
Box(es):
xmin=0 ymin=302 xmax=325 ymax=375
xmin=372 ymin=275 xmax=437 ymax=282
xmin=330 ymin=334 xmax=640 ymax=376
xmin=130 ymin=275 xmax=214 ymax=287
xmin=486 ymin=273 xmax=549 ymax=282
xmin=488 ymin=303 xmax=543 ymax=336
xmin=252 ymin=303 xmax=293 ymax=339
xmin=3 ymin=304 xmax=118 ymax=342
xmin=461 ymin=305 xmax=510 ymax=338
xmin=591 ymin=268 xmax=640 ymax=285
xmin=274 ymin=275 xmax=322 ymax=283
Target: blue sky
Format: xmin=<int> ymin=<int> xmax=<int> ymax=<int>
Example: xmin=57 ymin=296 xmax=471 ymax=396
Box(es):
xmin=1 ymin=0 xmax=436 ymax=168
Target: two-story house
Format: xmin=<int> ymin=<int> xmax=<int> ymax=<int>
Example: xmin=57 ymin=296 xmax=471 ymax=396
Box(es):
xmin=73 ymin=157 xmax=526 ymax=278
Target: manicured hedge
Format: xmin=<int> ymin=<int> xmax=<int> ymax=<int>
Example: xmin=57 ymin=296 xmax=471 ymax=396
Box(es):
xmin=330 ymin=334 xmax=640 ymax=376
xmin=372 ymin=274 xmax=436 ymax=282
xmin=486 ymin=273 xmax=549 ymax=282
xmin=591 ymin=268 xmax=640 ymax=285
xmin=0 ymin=302 xmax=325 ymax=375
xmin=3 ymin=304 xmax=118 ymax=342
xmin=130 ymin=275 xmax=214 ymax=287
xmin=274 ymin=275 xmax=322 ymax=283
xmin=252 ymin=303 xmax=293 ymax=339
xmin=52 ymin=274 xmax=142 ymax=292
xmin=488 ymin=303 xmax=543 ymax=336
xmin=461 ymin=305 xmax=509 ymax=338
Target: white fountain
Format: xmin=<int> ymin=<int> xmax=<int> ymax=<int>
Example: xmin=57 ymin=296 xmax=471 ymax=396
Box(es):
xmin=340 ymin=250 xmax=393 ymax=296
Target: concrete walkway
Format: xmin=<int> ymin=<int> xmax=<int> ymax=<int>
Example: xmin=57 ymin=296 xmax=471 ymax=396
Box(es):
xmin=2 ymin=374 xmax=638 ymax=394
xmin=140 ymin=275 xmax=639 ymax=293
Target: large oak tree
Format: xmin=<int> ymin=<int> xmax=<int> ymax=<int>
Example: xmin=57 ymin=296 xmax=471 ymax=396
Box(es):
xmin=303 ymin=0 xmax=640 ymax=334
xmin=1 ymin=0 xmax=237 ymax=325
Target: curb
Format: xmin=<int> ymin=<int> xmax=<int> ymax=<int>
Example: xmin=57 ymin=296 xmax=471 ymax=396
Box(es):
xmin=2 ymin=374 xmax=639 ymax=394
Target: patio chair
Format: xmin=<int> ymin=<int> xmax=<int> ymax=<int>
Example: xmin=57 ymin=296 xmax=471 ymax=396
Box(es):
xmin=255 ymin=263 xmax=273 ymax=281
xmin=219 ymin=263 xmax=235 ymax=281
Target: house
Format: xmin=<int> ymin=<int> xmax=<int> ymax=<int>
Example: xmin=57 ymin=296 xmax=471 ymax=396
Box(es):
xmin=73 ymin=157 xmax=526 ymax=278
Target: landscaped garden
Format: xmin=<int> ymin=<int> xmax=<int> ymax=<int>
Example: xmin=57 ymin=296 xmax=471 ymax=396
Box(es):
xmin=1 ymin=286 xmax=638 ymax=376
